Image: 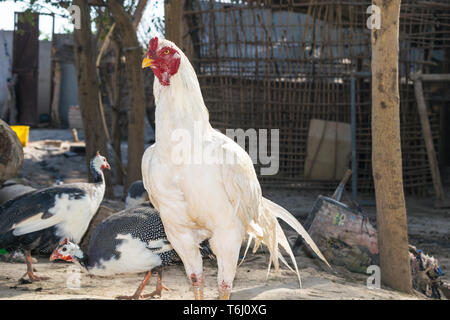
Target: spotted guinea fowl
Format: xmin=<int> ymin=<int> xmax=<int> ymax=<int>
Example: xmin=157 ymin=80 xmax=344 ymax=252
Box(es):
xmin=0 ymin=152 xmax=110 ymax=282
xmin=125 ymin=180 xmax=213 ymax=259
xmin=50 ymin=203 xmax=212 ymax=299
xmin=125 ymin=180 xmax=150 ymax=209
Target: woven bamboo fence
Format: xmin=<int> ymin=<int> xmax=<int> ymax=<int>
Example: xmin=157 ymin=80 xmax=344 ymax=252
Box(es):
xmin=180 ymin=0 xmax=450 ymax=194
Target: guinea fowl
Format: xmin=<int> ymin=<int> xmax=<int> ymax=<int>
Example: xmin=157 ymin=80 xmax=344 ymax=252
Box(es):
xmin=50 ymin=203 xmax=213 ymax=300
xmin=125 ymin=181 xmax=213 ymax=261
xmin=0 ymin=152 xmax=110 ymax=282
xmin=125 ymin=181 xmax=213 ymax=260
xmin=125 ymin=180 xmax=150 ymax=209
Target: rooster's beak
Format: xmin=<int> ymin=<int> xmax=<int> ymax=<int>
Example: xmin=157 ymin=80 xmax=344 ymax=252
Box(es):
xmin=142 ymin=57 xmax=153 ymax=69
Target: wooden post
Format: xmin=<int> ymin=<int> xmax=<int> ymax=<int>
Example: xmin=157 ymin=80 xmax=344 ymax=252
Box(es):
xmin=165 ymin=0 xmax=195 ymax=61
xmin=411 ymin=74 xmax=448 ymax=207
xmin=371 ymin=0 xmax=412 ymax=293
xmin=165 ymin=0 xmax=184 ymax=46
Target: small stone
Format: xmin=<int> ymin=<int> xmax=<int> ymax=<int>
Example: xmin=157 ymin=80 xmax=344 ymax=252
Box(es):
xmin=18 ymin=278 xmax=32 ymax=285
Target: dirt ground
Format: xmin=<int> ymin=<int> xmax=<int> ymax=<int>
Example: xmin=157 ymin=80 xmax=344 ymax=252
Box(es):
xmin=0 ymin=129 xmax=448 ymax=300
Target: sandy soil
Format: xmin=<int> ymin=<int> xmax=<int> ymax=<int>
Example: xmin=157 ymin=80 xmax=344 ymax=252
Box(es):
xmin=0 ymin=252 xmax=423 ymax=300
xmin=0 ymin=129 xmax=447 ymax=300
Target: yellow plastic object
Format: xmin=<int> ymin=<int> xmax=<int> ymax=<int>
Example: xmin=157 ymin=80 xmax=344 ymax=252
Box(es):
xmin=11 ymin=125 xmax=30 ymax=147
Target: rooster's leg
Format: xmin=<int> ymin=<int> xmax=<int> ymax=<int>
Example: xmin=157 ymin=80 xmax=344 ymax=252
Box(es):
xmin=116 ymin=271 xmax=152 ymax=300
xmin=190 ymin=272 xmax=204 ymax=300
xmin=210 ymin=231 xmax=242 ymax=300
xmin=166 ymin=231 xmax=204 ymax=300
xmin=142 ymin=268 xmax=170 ymax=298
xmin=21 ymin=250 xmax=49 ymax=282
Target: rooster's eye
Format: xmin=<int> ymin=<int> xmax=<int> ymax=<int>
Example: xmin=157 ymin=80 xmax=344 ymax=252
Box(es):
xmin=163 ymin=49 xmax=170 ymax=55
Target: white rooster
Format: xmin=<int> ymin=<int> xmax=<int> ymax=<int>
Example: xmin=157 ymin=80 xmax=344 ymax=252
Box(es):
xmin=141 ymin=37 xmax=329 ymax=300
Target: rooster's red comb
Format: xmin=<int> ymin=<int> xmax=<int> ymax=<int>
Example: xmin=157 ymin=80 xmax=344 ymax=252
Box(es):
xmin=148 ymin=37 xmax=159 ymax=53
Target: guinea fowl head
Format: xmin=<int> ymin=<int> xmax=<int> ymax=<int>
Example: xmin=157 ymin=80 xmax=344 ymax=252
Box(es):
xmin=142 ymin=37 xmax=181 ymax=86
xmin=91 ymin=151 xmax=111 ymax=173
xmin=50 ymin=238 xmax=83 ymax=262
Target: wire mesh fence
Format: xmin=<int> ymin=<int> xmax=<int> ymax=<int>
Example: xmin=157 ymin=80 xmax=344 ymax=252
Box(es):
xmin=182 ymin=0 xmax=450 ymax=194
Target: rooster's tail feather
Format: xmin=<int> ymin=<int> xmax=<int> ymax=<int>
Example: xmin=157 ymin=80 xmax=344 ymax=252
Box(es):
xmin=249 ymin=197 xmax=330 ymax=288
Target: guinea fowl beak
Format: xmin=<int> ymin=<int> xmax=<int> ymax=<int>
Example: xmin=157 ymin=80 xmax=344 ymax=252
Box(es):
xmin=49 ymin=250 xmax=62 ymax=261
xmin=142 ymin=57 xmax=153 ymax=69
xmin=102 ymin=162 xmax=111 ymax=170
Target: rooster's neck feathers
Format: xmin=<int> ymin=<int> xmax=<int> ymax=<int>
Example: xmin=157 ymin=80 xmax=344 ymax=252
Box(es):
xmin=153 ymin=48 xmax=212 ymax=148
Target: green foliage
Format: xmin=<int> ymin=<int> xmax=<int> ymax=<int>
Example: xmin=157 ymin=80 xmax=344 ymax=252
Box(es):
xmin=17 ymin=8 xmax=37 ymax=27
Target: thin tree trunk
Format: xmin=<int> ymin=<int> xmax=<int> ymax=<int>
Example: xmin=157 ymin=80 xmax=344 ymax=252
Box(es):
xmin=110 ymin=38 xmax=125 ymax=185
xmin=50 ymin=61 xmax=61 ymax=128
xmin=371 ymin=0 xmax=412 ymax=293
xmin=94 ymin=1 xmax=147 ymax=189
xmin=111 ymin=108 xmax=123 ymax=185
xmin=108 ymin=0 xmax=146 ymax=192
xmin=73 ymin=0 xmax=113 ymax=198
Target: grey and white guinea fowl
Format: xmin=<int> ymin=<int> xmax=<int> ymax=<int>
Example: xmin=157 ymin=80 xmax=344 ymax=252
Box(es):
xmin=125 ymin=180 xmax=150 ymax=209
xmin=0 ymin=152 xmax=110 ymax=282
xmin=50 ymin=203 xmax=213 ymax=299
xmin=125 ymin=180 xmax=213 ymax=259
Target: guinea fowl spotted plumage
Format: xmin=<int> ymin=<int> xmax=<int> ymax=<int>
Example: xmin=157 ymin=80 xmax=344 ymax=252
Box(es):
xmin=0 ymin=152 xmax=110 ymax=282
xmin=50 ymin=203 xmax=211 ymax=300
xmin=125 ymin=181 xmax=213 ymax=260
xmin=125 ymin=180 xmax=215 ymax=259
